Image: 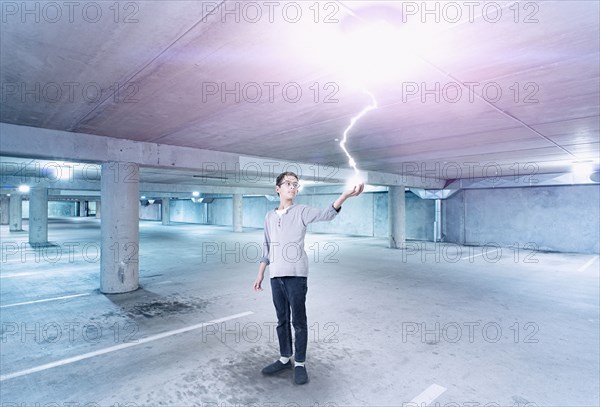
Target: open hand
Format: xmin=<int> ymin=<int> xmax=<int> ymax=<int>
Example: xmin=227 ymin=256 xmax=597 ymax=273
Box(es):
xmin=344 ymin=182 xmax=365 ymax=198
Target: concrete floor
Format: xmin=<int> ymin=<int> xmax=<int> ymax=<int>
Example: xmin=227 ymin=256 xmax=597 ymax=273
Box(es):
xmin=1 ymin=218 xmax=599 ymax=406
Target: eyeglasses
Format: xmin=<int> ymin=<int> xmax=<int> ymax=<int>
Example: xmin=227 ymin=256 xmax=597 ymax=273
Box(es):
xmin=279 ymin=181 xmax=300 ymax=189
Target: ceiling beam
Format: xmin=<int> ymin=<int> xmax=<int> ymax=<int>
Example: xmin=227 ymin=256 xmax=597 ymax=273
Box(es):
xmin=0 ymin=123 xmax=445 ymax=188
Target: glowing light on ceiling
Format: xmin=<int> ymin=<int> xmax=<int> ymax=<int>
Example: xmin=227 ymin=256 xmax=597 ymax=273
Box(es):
xmin=291 ymin=14 xmax=424 ymax=188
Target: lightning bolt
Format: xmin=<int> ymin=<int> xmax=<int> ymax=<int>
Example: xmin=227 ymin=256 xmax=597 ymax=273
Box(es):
xmin=339 ymin=89 xmax=378 ymax=183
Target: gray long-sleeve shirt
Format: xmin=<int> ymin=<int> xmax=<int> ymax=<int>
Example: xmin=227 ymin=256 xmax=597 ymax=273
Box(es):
xmin=260 ymin=203 xmax=340 ymax=278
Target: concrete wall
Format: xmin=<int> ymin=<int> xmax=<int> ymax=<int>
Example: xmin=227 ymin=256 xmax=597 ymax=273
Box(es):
xmin=13 ymin=185 xmax=597 ymax=253
xmin=406 ymin=192 xmax=435 ymax=241
xmin=50 ymin=201 xmax=77 ymax=217
xmin=21 ymin=200 xmax=28 ymax=219
xmin=372 ymin=191 xmax=435 ymax=240
xmin=296 ymin=193 xmax=374 ymax=236
xmin=166 ymin=197 xmax=270 ymax=227
xmin=202 ymin=191 xmax=433 ymax=240
xmin=443 ymin=190 xmax=465 ymax=244
xmin=443 ymin=185 xmax=600 ymax=254
xmin=170 ymin=199 xmax=207 ymax=224
xmin=374 ymin=192 xmax=388 ymax=238
xmin=23 ymin=200 xmax=77 ymax=218
xmin=139 ymin=202 xmax=160 ymax=221
xmin=209 ymin=198 xmax=232 ymax=226
xmin=243 ymin=196 xmax=270 ymax=228
xmin=208 ymin=196 xmax=271 ymax=228
xmin=198 ymin=192 xmax=435 ymax=239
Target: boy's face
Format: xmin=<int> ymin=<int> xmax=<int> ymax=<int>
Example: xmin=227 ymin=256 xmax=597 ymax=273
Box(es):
xmin=276 ymin=175 xmax=300 ymax=200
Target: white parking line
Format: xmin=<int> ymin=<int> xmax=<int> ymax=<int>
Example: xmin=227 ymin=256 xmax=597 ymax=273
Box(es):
xmin=0 ymin=311 xmax=254 ymax=382
xmin=0 ymin=272 xmax=40 ymax=278
xmin=410 ymin=383 xmax=447 ymax=405
xmin=577 ymin=255 xmax=599 ymax=272
xmin=0 ymin=293 xmax=91 ymax=308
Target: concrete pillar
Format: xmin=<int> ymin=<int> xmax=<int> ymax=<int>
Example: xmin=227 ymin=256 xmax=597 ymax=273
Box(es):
xmin=232 ymin=193 xmax=243 ymax=232
xmin=161 ymin=198 xmax=170 ymax=225
xmin=95 ymin=200 xmax=101 ymax=219
xmin=9 ymin=193 xmax=23 ymax=232
xmin=29 ymin=187 xmax=48 ymax=246
xmin=78 ymin=200 xmax=86 ymax=217
xmin=0 ymin=195 xmax=9 ymax=225
xmin=388 ymin=186 xmax=406 ymax=249
xmin=100 ymin=162 xmax=139 ymax=294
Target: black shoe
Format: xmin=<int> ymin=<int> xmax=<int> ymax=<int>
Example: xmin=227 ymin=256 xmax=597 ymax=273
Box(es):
xmin=294 ymin=366 xmax=308 ymax=385
xmin=261 ymin=360 xmax=292 ymax=375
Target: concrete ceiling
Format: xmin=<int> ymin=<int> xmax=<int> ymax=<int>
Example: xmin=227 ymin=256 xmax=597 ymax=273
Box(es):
xmin=1 ymin=0 xmax=599 ymax=183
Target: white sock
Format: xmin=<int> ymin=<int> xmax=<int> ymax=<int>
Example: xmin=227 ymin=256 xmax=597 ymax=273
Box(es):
xmin=295 ymin=361 xmax=305 ymax=368
xmin=279 ymin=356 xmax=290 ymax=364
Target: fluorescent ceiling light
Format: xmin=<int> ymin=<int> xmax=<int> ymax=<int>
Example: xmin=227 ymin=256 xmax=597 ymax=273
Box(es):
xmin=571 ymin=162 xmax=596 ymax=178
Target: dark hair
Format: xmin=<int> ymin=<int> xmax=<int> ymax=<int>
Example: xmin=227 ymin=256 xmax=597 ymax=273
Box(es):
xmin=276 ymin=171 xmax=299 ymax=186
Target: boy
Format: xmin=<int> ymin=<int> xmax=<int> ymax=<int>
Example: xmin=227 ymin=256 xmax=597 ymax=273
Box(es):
xmin=253 ymin=171 xmax=364 ymax=385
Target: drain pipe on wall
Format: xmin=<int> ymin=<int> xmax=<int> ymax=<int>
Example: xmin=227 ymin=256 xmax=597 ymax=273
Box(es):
xmin=434 ymin=199 xmax=442 ymax=242
xmin=408 ymin=188 xmax=457 ymax=243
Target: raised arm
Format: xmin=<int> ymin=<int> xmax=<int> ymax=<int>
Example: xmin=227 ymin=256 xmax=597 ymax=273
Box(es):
xmin=333 ymin=182 xmax=365 ymax=210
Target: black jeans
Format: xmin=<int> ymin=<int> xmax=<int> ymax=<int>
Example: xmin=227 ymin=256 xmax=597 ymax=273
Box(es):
xmin=270 ymin=276 xmax=308 ymax=363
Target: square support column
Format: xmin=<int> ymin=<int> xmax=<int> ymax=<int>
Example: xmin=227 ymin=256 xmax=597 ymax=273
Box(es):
xmin=29 ymin=187 xmax=49 ymax=247
xmin=232 ymin=193 xmax=243 ymax=233
xmin=78 ymin=200 xmax=86 ymax=217
xmin=9 ymin=193 xmax=23 ymax=232
xmin=388 ymin=186 xmax=406 ymax=249
xmin=161 ymin=198 xmax=170 ymax=225
xmin=100 ymin=162 xmax=139 ymax=294
xmin=0 ymin=195 xmax=9 ymax=225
